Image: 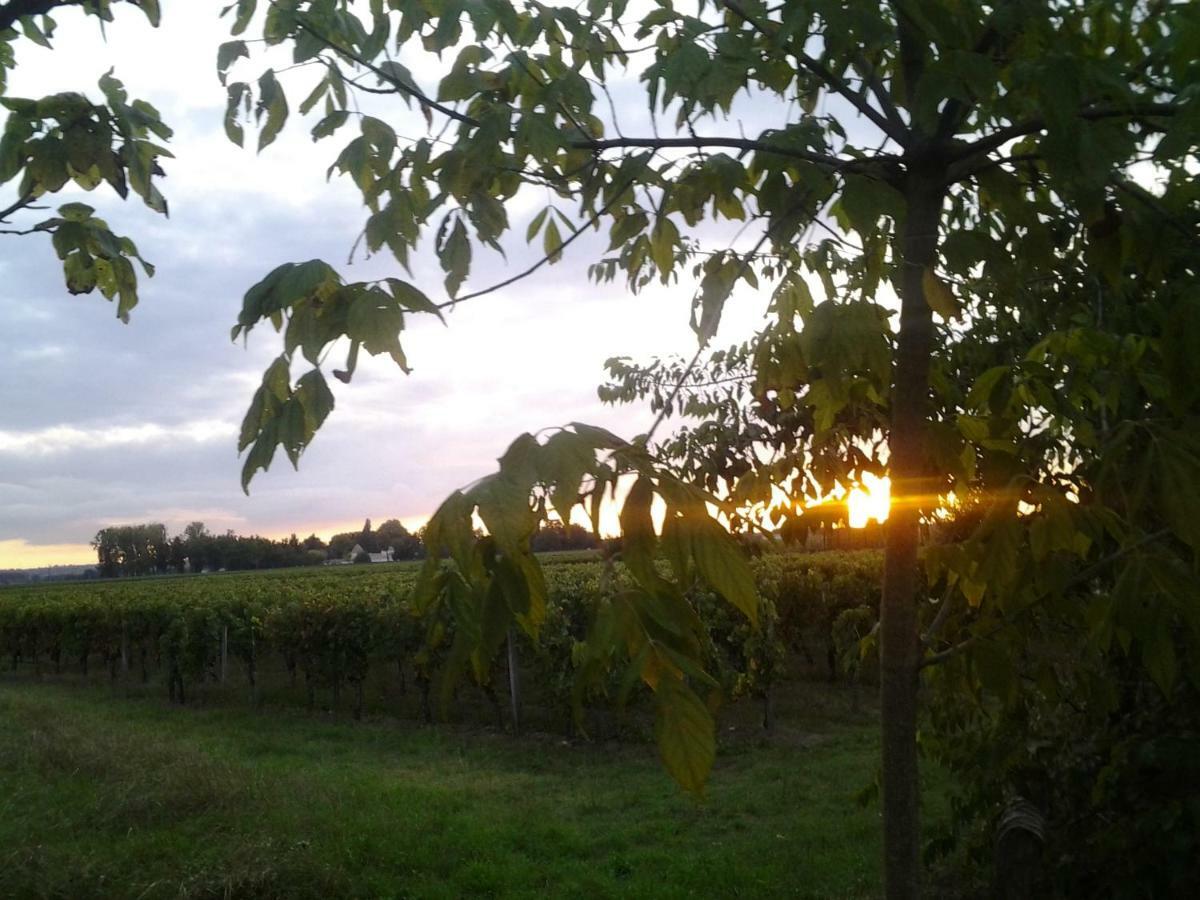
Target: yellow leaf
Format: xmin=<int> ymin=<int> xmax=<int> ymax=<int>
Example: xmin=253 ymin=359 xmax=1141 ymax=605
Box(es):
xmin=923 ymin=268 xmax=961 ymax=321
xmin=960 ymin=578 xmax=986 ymax=607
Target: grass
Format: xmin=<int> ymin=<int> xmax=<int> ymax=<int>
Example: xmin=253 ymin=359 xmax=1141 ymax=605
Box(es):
xmin=0 ymin=677 xmax=905 ymax=900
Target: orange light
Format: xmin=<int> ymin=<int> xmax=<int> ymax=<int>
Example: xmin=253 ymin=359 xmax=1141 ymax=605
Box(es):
xmin=847 ymin=474 xmax=891 ymax=528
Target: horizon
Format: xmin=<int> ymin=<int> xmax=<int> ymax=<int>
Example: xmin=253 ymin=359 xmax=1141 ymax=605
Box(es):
xmin=1 ymin=477 xmax=894 ymax=571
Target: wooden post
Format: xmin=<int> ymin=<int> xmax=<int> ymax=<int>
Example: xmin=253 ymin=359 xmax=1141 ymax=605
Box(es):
xmin=220 ymin=625 xmax=228 ymax=684
xmin=506 ymin=628 xmax=522 ymax=735
xmin=120 ymin=623 xmax=129 ymax=677
xmin=249 ymin=631 xmax=259 ymax=707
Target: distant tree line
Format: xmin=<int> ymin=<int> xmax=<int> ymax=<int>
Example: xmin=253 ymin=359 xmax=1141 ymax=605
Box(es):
xmin=0 ymin=566 xmax=98 ymax=587
xmin=90 ymin=521 xmax=328 ymax=577
xmin=89 ymin=518 xmax=599 ymax=577
xmin=527 ymin=521 xmax=601 ymax=553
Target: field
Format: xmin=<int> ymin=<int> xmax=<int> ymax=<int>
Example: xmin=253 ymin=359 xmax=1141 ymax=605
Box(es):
xmin=0 ymin=679 xmax=908 ymax=900
xmin=0 ymin=552 xmax=940 ymax=899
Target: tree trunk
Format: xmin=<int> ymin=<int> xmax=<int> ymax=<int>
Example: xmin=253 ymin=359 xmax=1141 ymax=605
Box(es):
xmin=880 ymin=172 xmax=944 ymax=900
xmin=418 ymin=674 xmax=432 ymax=723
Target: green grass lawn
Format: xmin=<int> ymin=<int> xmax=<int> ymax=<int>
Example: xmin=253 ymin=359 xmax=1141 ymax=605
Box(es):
xmin=0 ymin=678 xmax=906 ymax=900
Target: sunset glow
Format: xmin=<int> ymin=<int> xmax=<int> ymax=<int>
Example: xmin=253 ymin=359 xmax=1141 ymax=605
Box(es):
xmin=846 ymin=474 xmax=891 ymax=528
xmin=0 ymin=540 xmax=94 ymax=570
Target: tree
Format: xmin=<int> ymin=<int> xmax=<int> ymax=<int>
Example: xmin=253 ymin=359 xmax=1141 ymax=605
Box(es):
xmin=0 ymin=1 xmax=171 ymax=319
xmin=356 ymin=517 xmax=378 ymax=553
xmin=599 ymin=346 xmax=873 ymax=542
xmin=167 ymin=535 xmax=186 ymax=573
xmin=217 ymin=2 xmax=1198 ymax=895
xmin=327 ymin=529 xmax=359 ymax=560
xmin=529 ymin=519 xmax=600 ymax=553
xmin=375 ymin=517 xmax=423 ymax=559
xmin=182 ymin=520 xmax=209 ymax=572
xmin=91 ymin=522 xmax=168 ymax=576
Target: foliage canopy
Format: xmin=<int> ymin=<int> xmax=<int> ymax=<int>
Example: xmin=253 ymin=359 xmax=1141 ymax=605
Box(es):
xmin=2 ymin=0 xmax=1198 ymax=895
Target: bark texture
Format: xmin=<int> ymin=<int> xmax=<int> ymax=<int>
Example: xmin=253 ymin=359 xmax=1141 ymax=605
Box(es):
xmin=881 ymin=165 xmax=945 ymax=900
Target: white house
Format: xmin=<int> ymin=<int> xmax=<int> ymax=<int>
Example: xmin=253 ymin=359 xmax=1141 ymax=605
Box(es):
xmin=347 ymin=544 xmax=395 ymax=563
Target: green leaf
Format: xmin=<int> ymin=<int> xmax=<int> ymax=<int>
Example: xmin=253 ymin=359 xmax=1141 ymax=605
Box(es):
xmin=57 ymin=202 xmax=93 ymax=222
xmin=659 ymin=514 xmax=692 ymax=584
xmin=224 ymin=82 xmax=248 ymax=146
xmin=649 ymin=216 xmax=679 ymax=281
xmin=385 ymin=277 xmax=445 ymax=322
xmin=217 ymin=41 xmax=248 ymax=85
xmin=620 ymin=476 xmax=658 ymax=584
xmin=227 ymin=0 xmax=257 ymax=36
xmin=439 ymin=217 xmax=471 ymax=297
xmin=63 ymin=251 xmax=97 ymax=294
xmin=238 ymin=385 xmax=266 ymax=452
xmin=693 ymin=256 xmax=737 ymax=343
xmin=525 ymin=206 xmax=548 ymax=243
xmin=540 ymin=429 xmax=595 ymax=527
xmin=256 ymin=70 xmax=289 ymax=152
xmin=654 ymin=676 xmax=715 ymax=797
xmin=690 ymin=516 xmax=757 ymax=624
xmin=469 ymin=473 xmax=538 ymax=552
xmin=294 ymin=368 xmax=335 ymax=437
xmin=567 ymin=422 xmax=627 ymax=450
xmin=543 ymin=216 xmax=563 ymax=262
xmin=346 ymin=287 xmax=408 ymax=370
xmin=312 ymin=110 xmax=349 ymax=140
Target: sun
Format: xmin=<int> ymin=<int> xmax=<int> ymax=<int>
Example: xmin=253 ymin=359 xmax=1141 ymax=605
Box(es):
xmin=847 ymin=474 xmax=891 ymax=528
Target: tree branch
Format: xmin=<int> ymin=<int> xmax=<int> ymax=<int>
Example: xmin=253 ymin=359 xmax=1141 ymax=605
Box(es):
xmin=645 ymin=185 xmax=826 ymax=443
xmin=890 ymin=0 xmax=925 ymax=113
xmin=0 ymin=0 xmax=92 ymax=32
xmin=573 ymin=135 xmax=895 ymax=176
xmin=294 ymin=14 xmax=479 ymax=127
xmin=919 ymin=582 xmax=957 ymax=646
xmin=436 ymin=172 xmax=633 ymax=309
xmin=853 ymin=54 xmax=908 ymax=137
xmin=947 ymin=151 xmax=1041 ymax=184
xmin=722 ymin=0 xmax=911 ymax=147
xmin=1114 ymin=177 xmax=1200 ymax=249
xmin=949 ymin=101 xmax=1180 ymax=165
xmin=933 ymin=1 xmax=1014 ymax=141
xmin=0 ymin=192 xmax=37 ymax=222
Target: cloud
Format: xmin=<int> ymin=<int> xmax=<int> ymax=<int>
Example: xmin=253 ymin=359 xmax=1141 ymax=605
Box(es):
xmin=0 ymin=5 xmax=812 ymax=567
xmin=0 ymin=420 xmax=234 ymax=456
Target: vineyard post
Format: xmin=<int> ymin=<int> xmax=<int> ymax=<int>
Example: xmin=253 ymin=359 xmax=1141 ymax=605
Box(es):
xmin=506 ymin=629 xmax=521 ymax=735
xmin=249 ymin=630 xmax=259 ymax=707
xmin=120 ymin=623 xmax=129 ymax=677
xmin=220 ymin=625 xmax=228 ymax=684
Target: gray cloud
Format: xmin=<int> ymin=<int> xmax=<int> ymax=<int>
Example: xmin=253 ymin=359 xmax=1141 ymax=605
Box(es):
xmin=1 ymin=5 xmax=887 ymax=564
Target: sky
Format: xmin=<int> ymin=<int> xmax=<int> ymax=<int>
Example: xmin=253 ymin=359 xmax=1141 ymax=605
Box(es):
xmin=0 ymin=5 xmax=803 ymax=568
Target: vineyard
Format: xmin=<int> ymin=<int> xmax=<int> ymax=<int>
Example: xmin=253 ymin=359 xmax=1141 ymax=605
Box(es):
xmin=0 ymin=550 xmax=883 ymax=735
